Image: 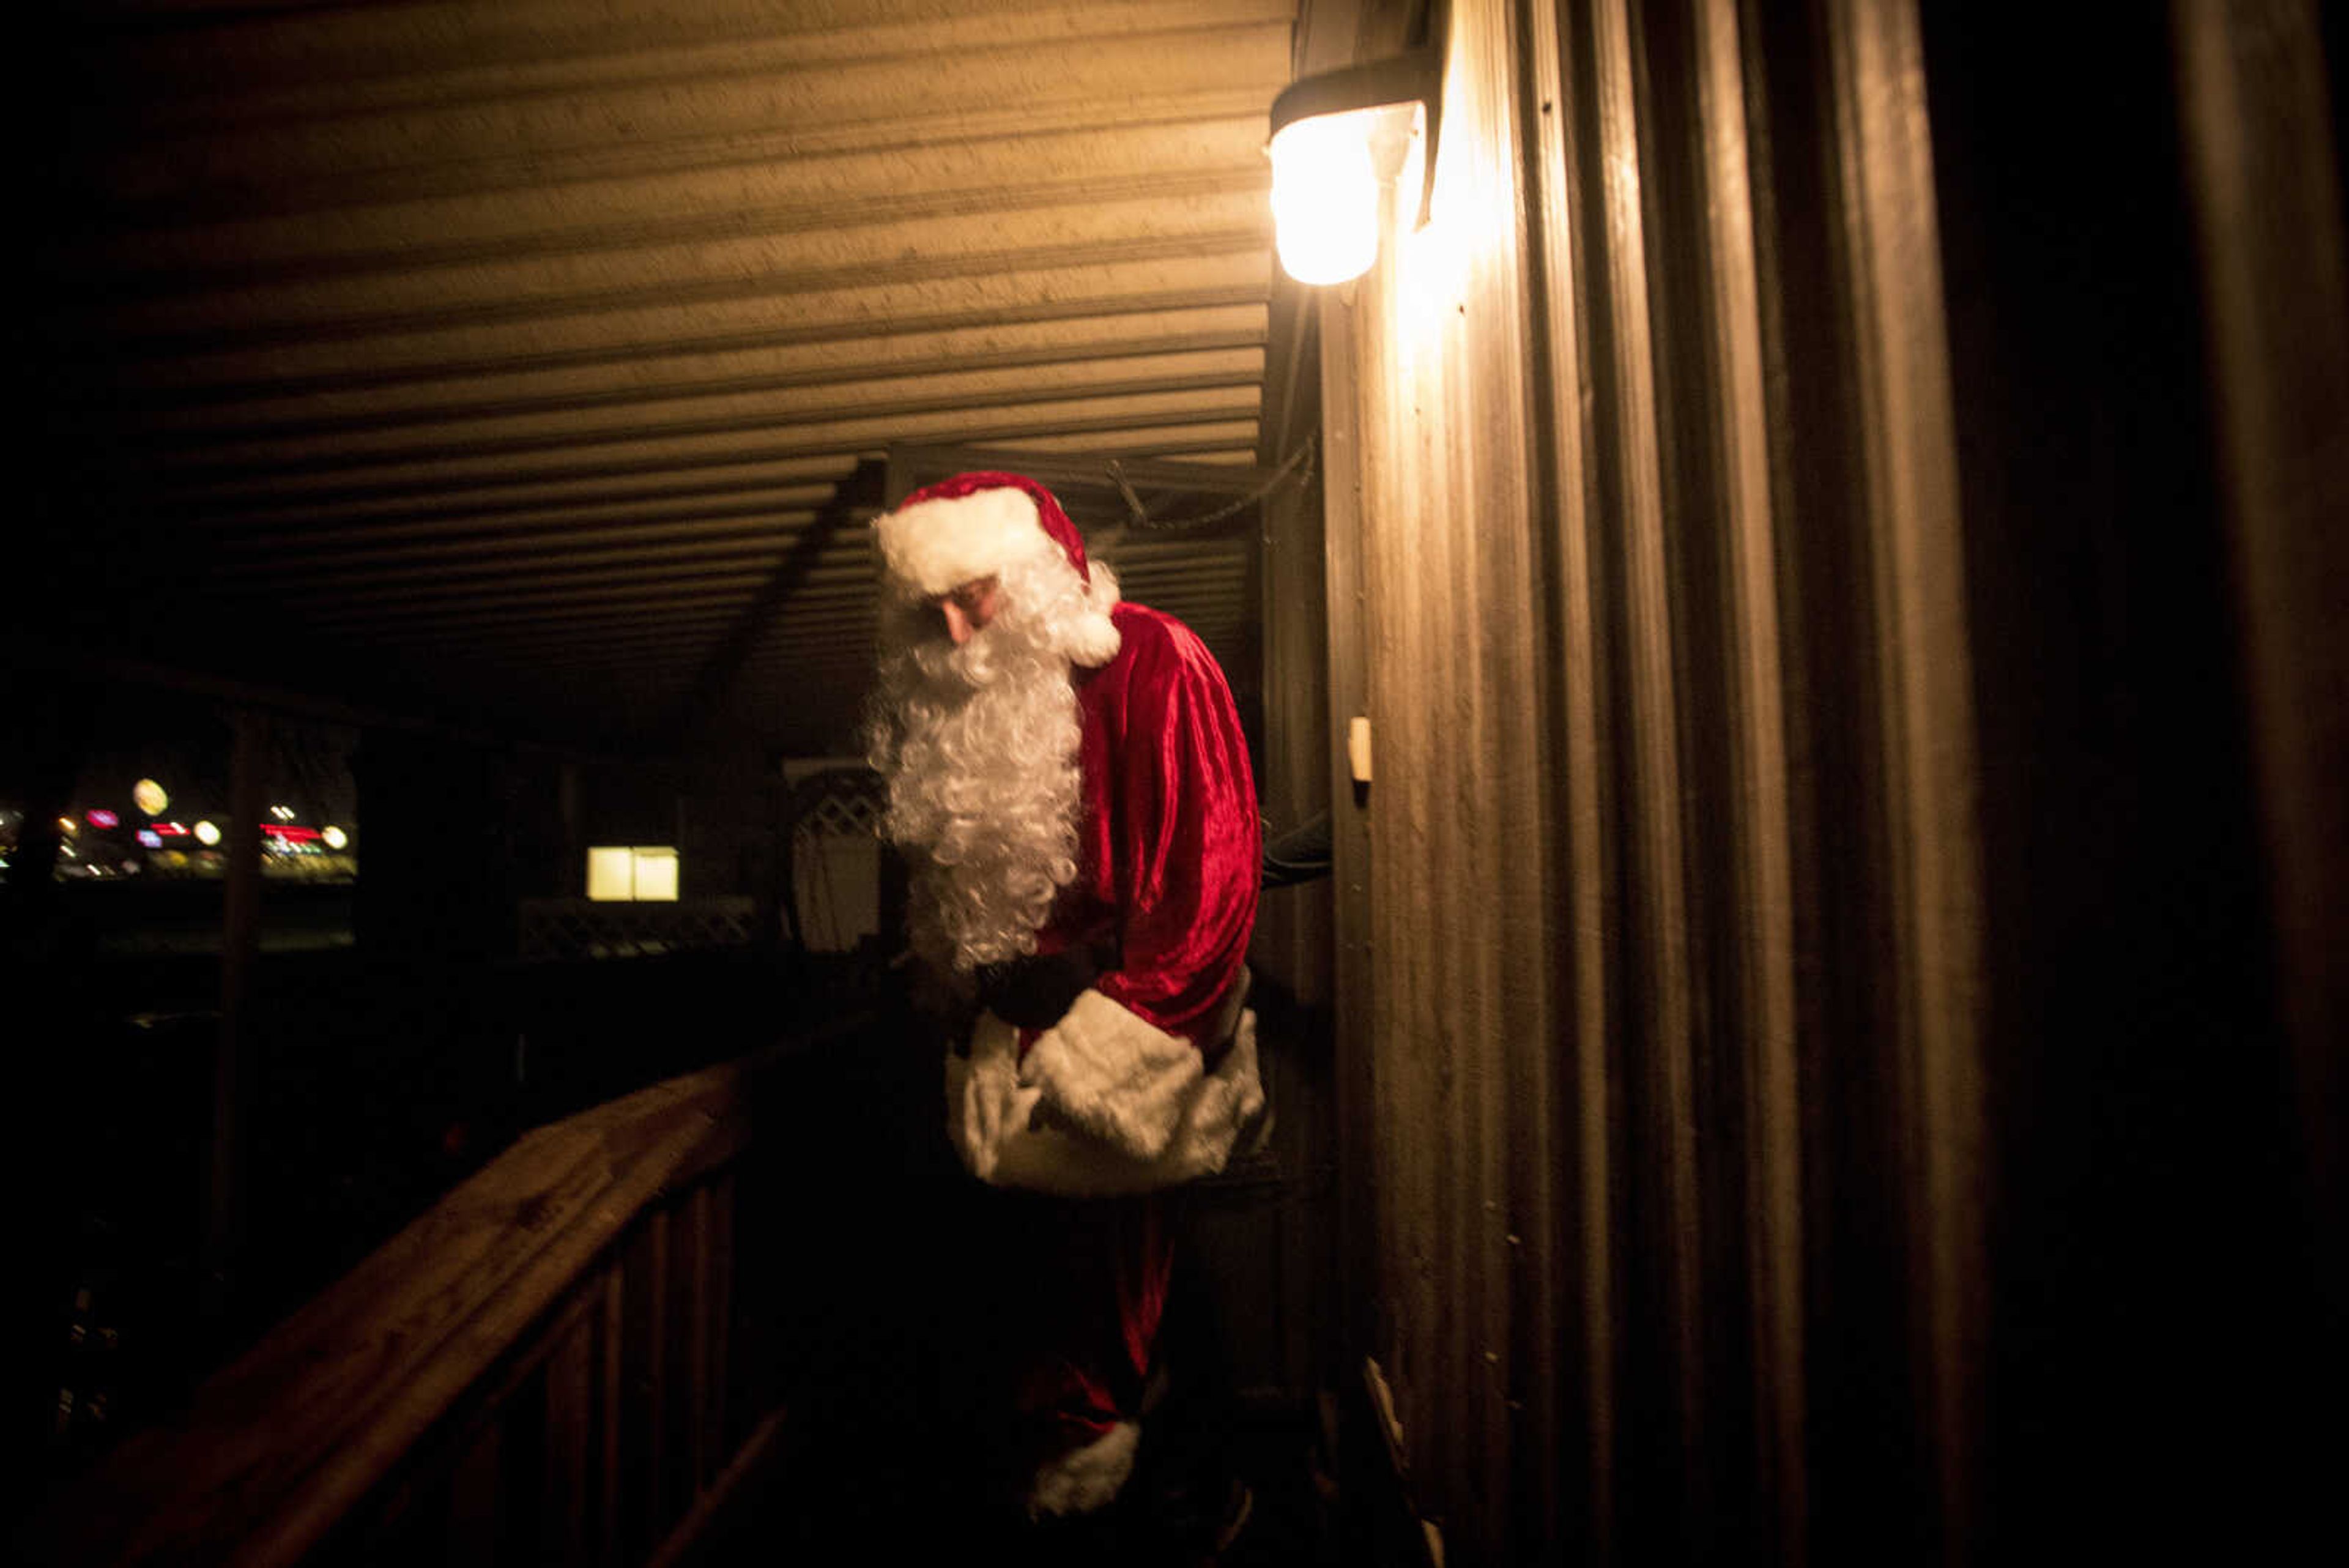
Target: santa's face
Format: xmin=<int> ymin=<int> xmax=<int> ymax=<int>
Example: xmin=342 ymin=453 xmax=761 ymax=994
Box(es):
xmin=867 ymin=553 xmax=1087 ymax=976
xmin=927 ymin=575 xmax=1003 ymax=645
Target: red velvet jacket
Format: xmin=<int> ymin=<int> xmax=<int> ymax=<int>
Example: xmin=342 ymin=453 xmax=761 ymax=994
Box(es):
xmin=945 ymin=601 xmax=1266 ymax=1194
xmin=1037 ymin=601 xmax=1258 ymax=1054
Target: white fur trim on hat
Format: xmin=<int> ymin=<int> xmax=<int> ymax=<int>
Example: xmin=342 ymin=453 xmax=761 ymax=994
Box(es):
xmin=1027 ymin=1419 xmax=1141 ymax=1518
xmin=1064 ymin=561 xmax=1124 ymax=669
xmin=875 ymin=485 xmax=1057 ymax=596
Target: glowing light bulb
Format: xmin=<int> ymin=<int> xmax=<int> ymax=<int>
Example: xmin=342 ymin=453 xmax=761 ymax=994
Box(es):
xmin=321 ymin=825 xmax=349 ymax=850
xmin=1271 ymin=109 xmax=1386 ymax=285
xmin=193 ymin=820 xmax=222 ymax=847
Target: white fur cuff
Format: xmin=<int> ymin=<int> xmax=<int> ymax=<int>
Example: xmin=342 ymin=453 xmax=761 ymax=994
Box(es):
xmin=1028 ymin=1419 xmax=1140 ymax=1518
xmin=1025 ymin=989 xmax=1204 ymax=1160
xmin=944 ymin=994 xmax=1266 ymax=1197
xmin=943 ymin=1011 xmax=1039 ymax=1187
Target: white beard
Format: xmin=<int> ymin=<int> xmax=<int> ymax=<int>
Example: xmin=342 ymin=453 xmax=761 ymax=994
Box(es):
xmin=867 ymin=561 xmax=1088 ymax=976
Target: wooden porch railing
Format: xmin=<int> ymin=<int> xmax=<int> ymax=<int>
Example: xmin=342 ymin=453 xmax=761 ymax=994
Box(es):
xmin=18 ymin=1020 xmax=870 ymax=1567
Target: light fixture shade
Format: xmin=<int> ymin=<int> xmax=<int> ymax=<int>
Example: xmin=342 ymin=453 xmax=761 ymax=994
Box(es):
xmin=1266 ymin=46 xmax=1443 ymax=286
xmin=1271 ymin=108 xmax=1385 ymax=284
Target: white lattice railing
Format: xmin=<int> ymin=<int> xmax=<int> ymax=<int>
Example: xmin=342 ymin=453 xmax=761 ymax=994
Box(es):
xmin=516 ymin=897 xmax=761 ymax=963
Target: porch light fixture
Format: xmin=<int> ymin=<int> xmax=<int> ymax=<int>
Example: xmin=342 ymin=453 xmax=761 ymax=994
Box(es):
xmin=1267 ymin=48 xmax=1444 ymax=285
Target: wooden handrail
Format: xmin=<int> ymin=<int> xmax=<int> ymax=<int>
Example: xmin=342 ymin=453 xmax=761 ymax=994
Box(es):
xmin=18 ymin=1019 xmax=866 ymax=1566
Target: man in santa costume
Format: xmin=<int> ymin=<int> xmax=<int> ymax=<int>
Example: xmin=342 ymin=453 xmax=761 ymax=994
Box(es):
xmin=864 ymin=470 xmax=1264 ymax=1533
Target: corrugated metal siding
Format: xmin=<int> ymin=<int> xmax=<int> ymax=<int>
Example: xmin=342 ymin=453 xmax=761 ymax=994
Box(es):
xmin=1325 ymin=0 xmax=1986 ymax=1561
xmin=30 ymin=0 xmax=1298 ymax=753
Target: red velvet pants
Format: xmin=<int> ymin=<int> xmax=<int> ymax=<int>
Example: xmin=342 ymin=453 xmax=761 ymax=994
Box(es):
xmin=929 ymin=1181 xmax=1173 ymax=1493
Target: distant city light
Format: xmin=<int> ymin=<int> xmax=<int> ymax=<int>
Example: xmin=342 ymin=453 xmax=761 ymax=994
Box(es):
xmin=193 ymin=820 xmax=222 ymax=847
xmin=133 ymin=779 xmax=169 ymax=816
xmin=58 ymin=817 xmax=77 ymax=836
xmin=136 ymin=830 xmax=163 ymax=849
xmin=86 ymin=808 xmax=120 ymax=830
xmin=152 ymin=822 xmax=190 ymax=838
xmin=262 ymin=824 xmax=322 ymax=842
xmin=321 ymin=825 xmax=349 ymax=850
xmin=269 ymin=804 xmax=295 ymax=821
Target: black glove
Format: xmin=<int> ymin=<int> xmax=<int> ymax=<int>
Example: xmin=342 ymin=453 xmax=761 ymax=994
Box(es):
xmin=977 ymin=944 xmax=1101 ymax=1030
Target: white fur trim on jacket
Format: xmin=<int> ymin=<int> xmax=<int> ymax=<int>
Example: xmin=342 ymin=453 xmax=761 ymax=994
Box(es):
xmin=876 ymin=485 xmax=1053 ymax=596
xmin=943 ymin=986 xmax=1267 ymax=1197
xmin=1028 ymin=1419 xmax=1141 ymax=1518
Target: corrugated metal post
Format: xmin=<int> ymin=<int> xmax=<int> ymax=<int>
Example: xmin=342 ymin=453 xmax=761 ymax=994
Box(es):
xmin=1318 ymin=283 xmax=1378 ymax=1383
xmin=558 ymin=760 xmax=583 ymax=897
xmin=2175 ymin=0 xmax=2349 ymax=1355
xmin=204 ymin=706 xmax=268 ymax=1321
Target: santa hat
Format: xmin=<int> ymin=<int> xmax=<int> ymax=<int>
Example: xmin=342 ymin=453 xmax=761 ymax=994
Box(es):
xmin=875 ymin=471 xmax=1122 ymax=666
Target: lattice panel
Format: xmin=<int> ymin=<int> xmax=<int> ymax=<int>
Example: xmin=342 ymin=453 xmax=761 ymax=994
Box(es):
xmin=794 ymin=789 xmax=881 ymax=842
xmin=518 ymin=898 xmax=759 ymax=964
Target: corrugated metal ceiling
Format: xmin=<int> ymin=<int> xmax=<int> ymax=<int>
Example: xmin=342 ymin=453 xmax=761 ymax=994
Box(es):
xmin=27 ymin=0 xmax=1304 ymax=756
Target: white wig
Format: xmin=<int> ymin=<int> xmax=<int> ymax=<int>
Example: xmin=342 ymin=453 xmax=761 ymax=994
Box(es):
xmin=865 ymin=548 xmax=1121 ymax=973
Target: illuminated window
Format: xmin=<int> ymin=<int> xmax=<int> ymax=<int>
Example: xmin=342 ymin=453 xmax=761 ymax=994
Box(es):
xmin=586 ymin=845 xmax=680 ymax=902
xmin=631 ymin=846 xmax=678 ymax=902
xmin=586 ymin=846 xmax=633 ymax=900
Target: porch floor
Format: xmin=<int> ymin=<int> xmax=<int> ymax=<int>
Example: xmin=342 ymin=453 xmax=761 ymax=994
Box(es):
xmin=702 ymin=1396 xmax=1336 ymax=1566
